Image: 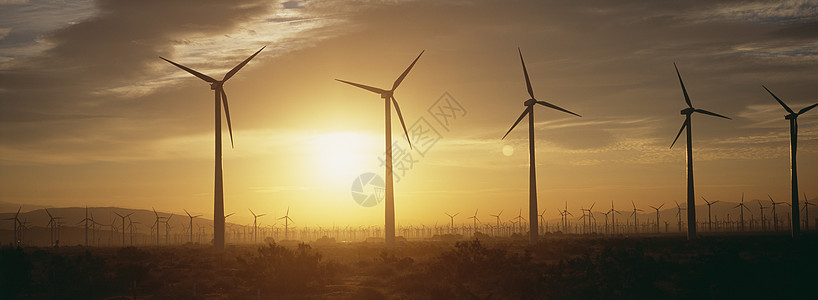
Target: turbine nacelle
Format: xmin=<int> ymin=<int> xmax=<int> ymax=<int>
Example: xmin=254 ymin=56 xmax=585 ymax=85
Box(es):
xmin=680 ymin=107 xmax=695 ymax=115
xmin=785 ymin=113 xmax=798 ymax=120
xmin=210 ymin=81 xmax=224 ymax=90
xmin=524 ymin=98 xmax=537 ymax=106
xmin=381 ymin=90 xmax=394 ymax=99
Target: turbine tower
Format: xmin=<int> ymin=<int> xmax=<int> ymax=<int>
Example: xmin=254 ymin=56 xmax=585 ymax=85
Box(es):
xmin=113 ymin=211 xmax=134 ymax=247
xmin=502 ymin=48 xmax=582 ymax=244
xmin=445 ymin=212 xmax=460 ymax=234
xmin=762 ymin=86 xmax=818 ymax=237
xmin=160 ymin=46 xmax=265 ymax=252
xmin=734 ymin=193 xmax=751 ymax=232
xmin=184 ymin=209 xmax=202 ymax=244
xmin=702 ymin=197 xmax=719 ymax=233
xmin=336 ymin=51 xmax=423 ymax=248
xmin=670 ymin=63 xmax=731 ymax=240
xmin=649 ymin=204 xmax=665 ymax=233
xmin=249 ymin=209 xmax=266 ymax=244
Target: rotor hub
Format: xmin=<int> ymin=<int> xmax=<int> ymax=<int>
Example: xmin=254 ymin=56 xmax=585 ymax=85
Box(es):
xmin=680 ymin=107 xmax=695 ymax=114
xmin=381 ymin=90 xmax=393 ymax=99
xmin=524 ymin=99 xmax=536 ymax=106
xmin=210 ymin=81 xmax=224 ymax=90
xmin=785 ymin=114 xmax=797 ymax=120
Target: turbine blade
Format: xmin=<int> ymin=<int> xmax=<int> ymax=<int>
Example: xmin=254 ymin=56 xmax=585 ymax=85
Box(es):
xmin=670 ymin=120 xmax=688 ymax=149
xmin=674 ymin=63 xmax=692 ymax=108
xmin=762 ymin=85 xmax=794 ymax=114
xmin=223 ymin=46 xmax=265 ymax=82
xmin=392 ymin=50 xmax=424 ymax=91
xmin=694 ymin=109 xmax=731 ymax=120
xmin=391 ymin=96 xmax=413 ymax=150
xmin=536 ymin=101 xmax=581 ymax=117
xmin=502 ymin=107 xmax=530 ymax=140
xmin=798 ymin=102 xmax=818 ymax=115
xmin=221 ymin=89 xmax=235 ymax=148
xmin=518 ymin=48 xmax=534 ymax=99
xmin=160 ymin=57 xmax=217 ymax=83
xmin=336 ymin=79 xmax=387 ymax=95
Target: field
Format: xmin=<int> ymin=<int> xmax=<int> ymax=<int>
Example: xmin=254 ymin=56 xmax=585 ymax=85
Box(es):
xmin=2 ymin=234 xmax=817 ymax=299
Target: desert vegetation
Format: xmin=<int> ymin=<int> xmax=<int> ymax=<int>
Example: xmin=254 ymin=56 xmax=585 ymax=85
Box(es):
xmin=2 ymin=235 xmax=817 ymax=299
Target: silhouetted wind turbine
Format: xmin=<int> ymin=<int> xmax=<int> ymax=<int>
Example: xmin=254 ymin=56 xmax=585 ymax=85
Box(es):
xmin=161 ymin=46 xmax=264 ymax=252
xmin=184 ymin=209 xmax=202 ymax=244
xmin=675 ymin=201 xmax=686 ymax=233
xmin=631 ymin=201 xmax=643 ymax=233
xmin=606 ymin=201 xmax=622 ymax=234
xmin=336 ymin=51 xmax=422 ymax=247
xmin=804 ymin=193 xmax=814 ymax=231
xmin=249 ymin=209 xmax=266 ymax=244
xmin=649 ymin=204 xmax=665 ymax=233
xmin=762 ymin=85 xmax=818 ymax=237
xmin=734 ymin=193 xmax=751 ymax=232
xmin=467 ymin=209 xmax=480 ymax=234
xmin=490 ymin=210 xmax=503 ymax=235
xmin=4 ymin=207 xmax=21 ymax=246
xmin=445 ymin=212 xmax=460 ymax=234
xmin=702 ymin=197 xmax=719 ymax=233
xmin=502 ymin=48 xmax=582 ymax=244
xmin=113 ymin=211 xmax=134 ymax=247
xmin=758 ymin=200 xmax=768 ymax=231
xmin=278 ymin=207 xmax=293 ymax=240
xmin=670 ymin=63 xmax=731 ymax=240
xmin=769 ymin=195 xmax=783 ymax=231
xmin=538 ymin=209 xmax=547 ymax=234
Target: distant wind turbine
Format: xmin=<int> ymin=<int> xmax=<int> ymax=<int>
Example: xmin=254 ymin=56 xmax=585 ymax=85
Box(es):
xmin=467 ymin=209 xmax=480 ymax=234
xmin=804 ymin=193 xmax=814 ymax=231
xmin=278 ymin=207 xmax=294 ymax=240
xmin=502 ymin=48 xmax=582 ymax=244
xmin=674 ymin=201 xmax=686 ymax=233
xmin=701 ymin=197 xmax=719 ymax=233
xmin=184 ymin=209 xmax=202 ymax=244
xmin=445 ymin=212 xmax=460 ymax=234
xmin=649 ymin=204 xmax=665 ymax=233
xmin=336 ymin=51 xmax=423 ymax=248
xmin=762 ymin=85 xmax=818 ymax=237
xmin=161 ymin=46 xmax=265 ymax=252
xmin=670 ymin=63 xmax=731 ymax=240
xmin=113 ymin=211 xmax=134 ymax=247
xmin=631 ymin=201 xmax=643 ymax=233
xmin=3 ymin=207 xmax=21 ymax=246
xmin=734 ymin=193 xmax=751 ymax=232
xmin=249 ymin=209 xmax=266 ymax=244
xmin=769 ymin=195 xmax=784 ymax=231
xmin=490 ymin=210 xmax=503 ymax=236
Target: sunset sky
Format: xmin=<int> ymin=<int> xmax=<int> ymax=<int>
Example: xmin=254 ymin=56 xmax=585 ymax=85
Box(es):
xmin=1 ymin=0 xmax=817 ymax=227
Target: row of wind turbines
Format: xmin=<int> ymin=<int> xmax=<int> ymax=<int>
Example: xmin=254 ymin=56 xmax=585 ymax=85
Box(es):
xmin=159 ymin=46 xmax=816 ymax=251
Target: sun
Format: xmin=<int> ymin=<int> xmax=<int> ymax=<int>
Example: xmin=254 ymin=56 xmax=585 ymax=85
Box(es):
xmin=309 ymin=132 xmax=380 ymax=186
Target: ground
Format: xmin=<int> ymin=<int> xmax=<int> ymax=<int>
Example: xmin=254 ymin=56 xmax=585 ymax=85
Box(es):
xmin=1 ymin=234 xmax=816 ymax=299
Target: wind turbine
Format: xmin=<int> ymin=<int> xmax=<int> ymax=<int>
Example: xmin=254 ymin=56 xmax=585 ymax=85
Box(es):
xmin=249 ymin=209 xmax=266 ymax=243
xmin=3 ymin=207 xmax=21 ymax=246
xmin=607 ymin=201 xmax=621 ymax=234
xmin=631 ymin=201 xmax=643 ymax=233
xmin=580 ymin=203 xmax=596 ymax=234
xmin=336 ymin=51 xmax=423 ymax=247
xmin=161 ymin=46 xmax=265 ymax=252
xmin=649 ymin=204 xmax=665 ymax=233
xmin=560 ymin=202 xmax=573 ymax=233
xmin=762 ymin=86 xmax=818 ymax=237
xmin=278 ymin=207 xmax=294 ymax=240
xmin=502 ymin=48 xmax=582 ymax=244
xmin=758 ymin=200 xmax=769 ymax=231
xmin=538 ymin=209 xmax=547 ymax=234
xmin=804 ymin=193 xmax=815 ymax=231
xmin=734 ymin=193 xmax=751 ymax=232
xmin=151 ymin=207 xmax=165 ymax=245
xmin=467 ymin=209 xmax=480 ymax=234
xmin=701 ymin=197 xmax=720 ymax=233
xmin=490 ymin=210 xmax=503 ymax=236
xmin=184 ymin=209 xmax=202 ymax=244
xmin=769 ymin=195 xmax=784 ymax=231
xmin=670 ymin=63 xmax=731 ymax=240
xmin=113 ymin=211 xmax=134 ymax=247
xmin=674 ymin=201 xmax=686 ymax=233
xmin=445 ymin=212 xmax=460 ymax=234
xmin=45 ymin=209 xmax=63 ymax=246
